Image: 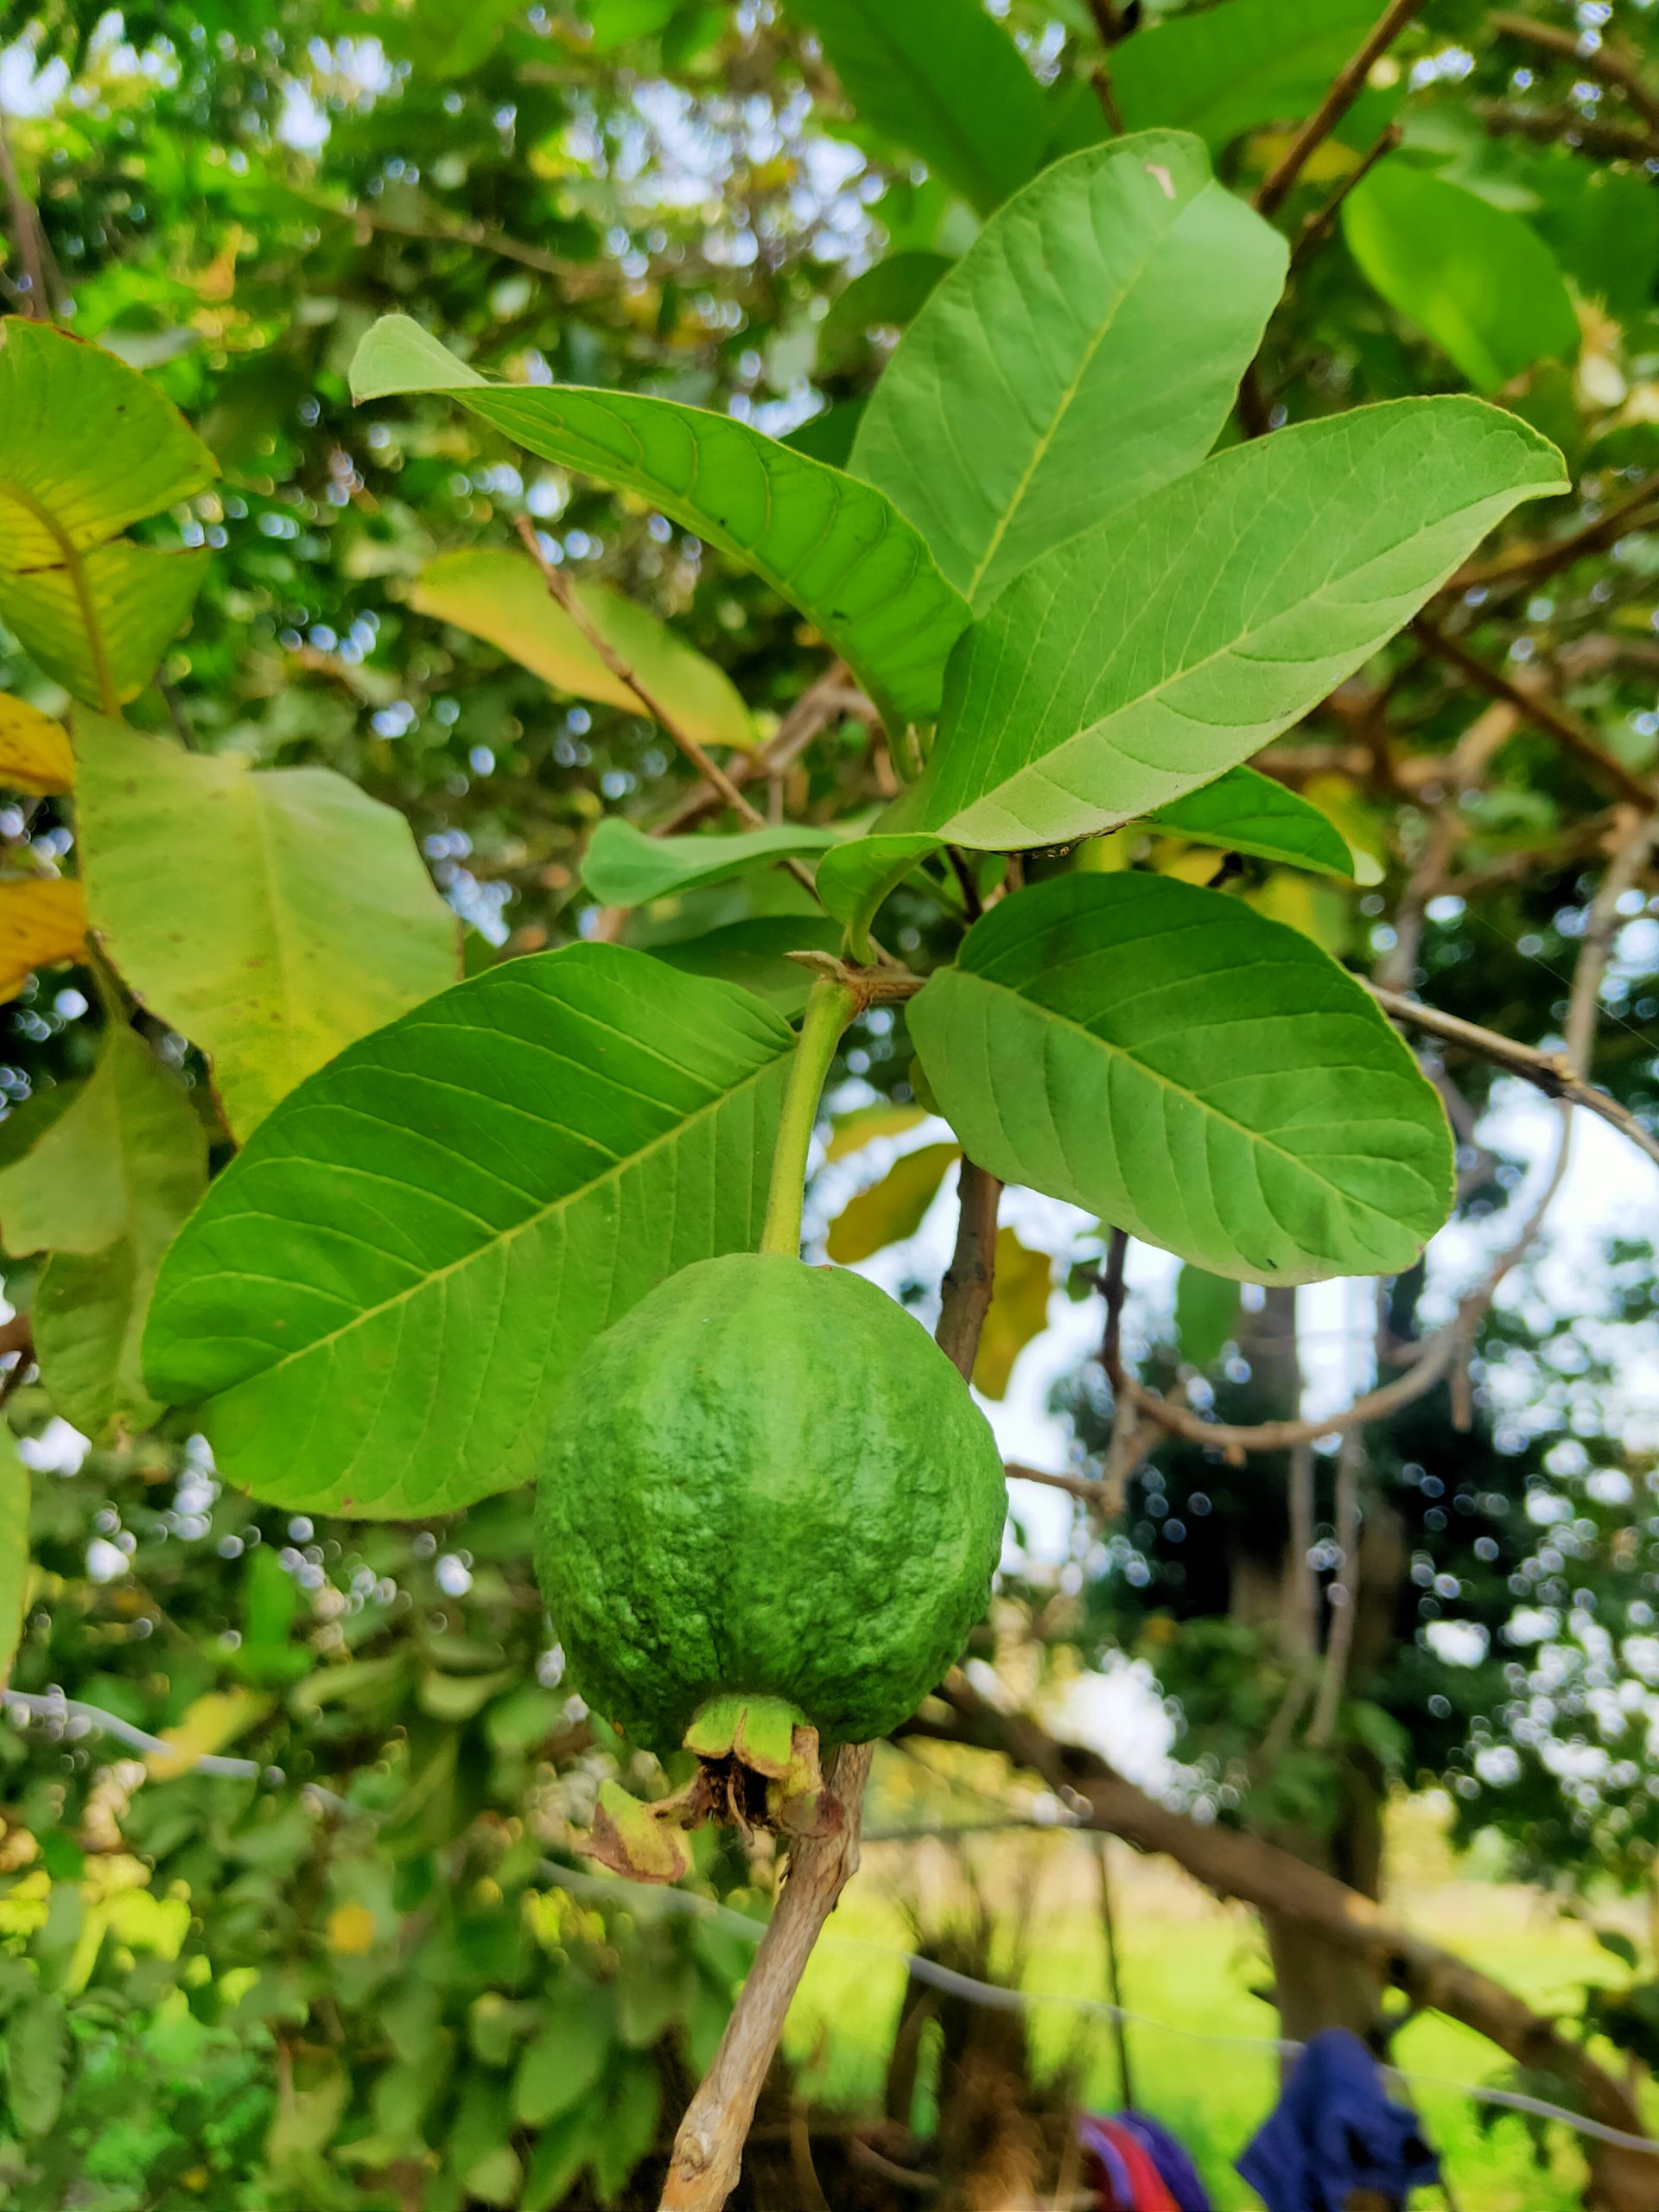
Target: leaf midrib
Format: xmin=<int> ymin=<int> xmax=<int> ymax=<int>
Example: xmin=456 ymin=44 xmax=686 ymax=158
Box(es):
xmin=175 ymin=1041 xmax=791 ymax=1395
xmin=963 ymin=182 xmax=1205 ymax=603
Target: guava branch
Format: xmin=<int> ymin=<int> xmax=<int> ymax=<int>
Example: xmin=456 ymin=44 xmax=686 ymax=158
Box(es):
xmin=1253 ymin=0 xmax=1425 ymax=218
xmin=923 ymin=1689 xmax=1653 ymax=2165
xmin=658 ymin=1740 xmax=874 ymax=2212
xmin=1413 ymin=615 xmax=1655 ymax=809
xmin=1364 ymin=982 xmax=1659 ymax=1171
xmin=512 ymin=512 xmax=820 ymax=901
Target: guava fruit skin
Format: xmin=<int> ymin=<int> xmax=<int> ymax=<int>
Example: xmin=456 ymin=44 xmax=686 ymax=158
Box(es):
xmin=534 ymin=1252 xmax=1006 ymax=1751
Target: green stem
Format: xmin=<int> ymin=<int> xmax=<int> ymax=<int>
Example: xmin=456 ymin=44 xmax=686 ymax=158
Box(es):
xmin=760 ymin=976 xmax=858 ymax=1258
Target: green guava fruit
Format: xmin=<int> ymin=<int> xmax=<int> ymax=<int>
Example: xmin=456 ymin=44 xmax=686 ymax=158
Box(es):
xmin=534 ymin=1251 xmax=1006 ymax=1754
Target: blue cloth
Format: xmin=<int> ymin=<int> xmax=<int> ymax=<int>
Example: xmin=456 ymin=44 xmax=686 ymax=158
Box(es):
xmin=1237 ymin=2030 xmax=1439 ymax=2211
xmin=1117 ymin=2112 xmax=1212 ymax=2212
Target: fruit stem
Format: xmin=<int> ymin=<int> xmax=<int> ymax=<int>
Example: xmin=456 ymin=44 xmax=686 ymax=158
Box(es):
xmin=759 ymin=974 xmax=858 ymax=1258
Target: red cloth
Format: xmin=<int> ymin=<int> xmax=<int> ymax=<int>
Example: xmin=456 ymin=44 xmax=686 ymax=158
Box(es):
xmin=1086 ymin=2117 xmax=1179 ymax=2212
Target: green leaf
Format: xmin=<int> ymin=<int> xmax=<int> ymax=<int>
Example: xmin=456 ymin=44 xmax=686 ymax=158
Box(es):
xmin=815 ymin=834 xmax=949 ymax=962
xmin=1143 ymin=766 xmax=1355 ymax=879
xmin=143 ymin=947 xmax=796 ymax=1516
xmin=851 ymin=135 xmax=1286 ymax=609
xmin=0 ymin=320 xmax=215 ymax=706
xmin=513 ymin=1992 xmax=613 ymax=2128
xmin=1113 ymin=0 xmax=1382 ymax=150
xmin=5 ymin=1994 xmax=67 ymax=2137
xmin=73 ymin=711 xmax=459 ymax=1141
xmin=1173 ymin=1262 xmax=1241 ymax=1370
xmin=590 ymin=2056 xmax=662 ymax=2207
xmin=0 ymin=1426 xmax=28 ymax=1690
xmin=1342 ymin=161 xmax=1580 ymax=396
xmin=581 ymin=815 xmax=842 ymax=908
xmin=350 ymin=315 xmax=967 ymax=732
xmin=825 ymin=1141 xmax=959 ymax=1263
xmin=0 ymin=1023 xmax=207 ymax=1440
xmin=908 ymin=874 xmax=1453 ymax=1284
xmin=820 ymin=250 xmax=954 ymax=369
xmin=522 ymin=2103 xmax=602 ymax=2212
xmin=412 ymin=546 xmax=755 ymax=753
xmin=973 ymin=1229 xmax=1051 ymax=1399
xmin=885 ymin=399 xmax=1565 ymax=850
xmin=786 ymin=0 xmax=1048 ymax=216
xmin=0 ymin=1021 xmax=203 ymax=1258
xmin=648 ymin=917 xmax=843 ymax=1019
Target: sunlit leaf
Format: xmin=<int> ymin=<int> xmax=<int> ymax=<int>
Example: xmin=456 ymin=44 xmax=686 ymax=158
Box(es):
xmin=145 ymin=1688 xmax=272 ymax=1779
xmin=0 ymin=696 xmax=73 ymax=794
xmin=973 ymin=1229 xmax=1051 ymax=1399
xmin=853 ymin=134 xmax=1285 ymax=608
xmin=351 ymin=315 xmax=968 ymax=733
xmin=884 ymin=400 xmax=1565 ymax=849
xmin=144 ymin=948 xmax=797 ymax=1516
xmin=412 ymin=546 xmax=755 ymax=752
xmin=825 ymin=1141 xmax=958 ymax=1262
xmin=909 ymin=874 xmax=1453 ymax=1283
xmin=824 ymin=1100 xmax=930 ymax=1162
xmin=0 ymin=319 xmax=214 ymax=706
xmin=0 ymin=877 xmax=86 ymax=1001
xmin=74 ymin=711 xmax=459 ymax=1140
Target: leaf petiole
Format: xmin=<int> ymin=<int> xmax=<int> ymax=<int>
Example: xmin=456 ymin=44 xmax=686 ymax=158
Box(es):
xmin=758 ymin=975 xmax=859 ymax=1258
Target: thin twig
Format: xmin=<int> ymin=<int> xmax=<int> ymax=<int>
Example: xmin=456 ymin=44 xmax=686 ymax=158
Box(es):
xmin=1472 ymin=98 xmax=1656 ymax=163
xmin=1451 ymin=470 xmax=1659 ymax=595
xmin=1254 ymin=0 xmax=1425 ymax=217
xmin=1118 ymin=849 xmax=1647 ymax=1463
xmin=1412 ymin=616 xmax=1655 ymax=809
xmin=658 ymin=1742 xmax=875 ymax=2211
xmin=1489 ymin=11 xmax=1659 ymax=137
xmin=935 ymin=1161 xmax=1001 ymax=1382
xmin=3 ymin=1688 xmax=354 ymax=1815
xmin=0 ymin=111 xmax=48 ymax=321
xmin=1365 ymin=981 xmax=1659 ymax=1172
xmin=1307 ymin=1430 xmax=1363 ymax=1747
xmin=658 ymin=659 xmax=871 ymax=834
xmin=512 ymin=517 xmax=823 ymax=902
xmin=1098 ymin=1226 xmax=1129 ymax=1384
xmin=1118 ymin=1101 xmax=1573 ymax=1458
xmin=1288 ymin=123 xmax=1402 ymax=271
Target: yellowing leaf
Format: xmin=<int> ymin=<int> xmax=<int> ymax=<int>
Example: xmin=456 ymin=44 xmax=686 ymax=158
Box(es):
xmin=0 ymin=879 xmax=86 ymax=1001
xmin=0 ymin=322 xmax=216 ymax=706
xmin=74 ymin=713 xmax=459 ymax=1140
xmin=973 ymin=1230 xmax=1051 ymax=1399
xmin=823 ymin=1100 xmax=930 ymax=1162
xmin=414 ymin=547 xmax=756 ymax=753
xmin=145 ymin=1688 xmax=271 ymax=1780
xmin=325 ymin=1902 xmax=378 ymax=1955
xmin=0 ymin=699 xmax=73 ymax=794
xmin=825 ymin=1141 xmax=957 ymax=1263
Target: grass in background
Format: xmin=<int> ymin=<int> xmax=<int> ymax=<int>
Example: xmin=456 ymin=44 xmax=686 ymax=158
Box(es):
xmin=785 ymin=1819 xmax=1625 ymax=2209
